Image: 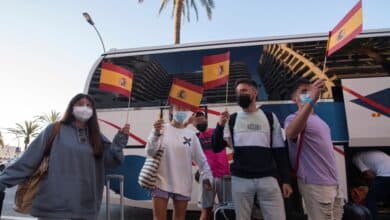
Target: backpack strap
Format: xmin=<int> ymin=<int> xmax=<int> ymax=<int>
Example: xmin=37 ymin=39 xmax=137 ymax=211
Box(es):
xmin=228 ymin=112 xmax=238 ymax=145
xmin=293 ymin=128 xmax=306 ymax=174
xmin=263 ymin=111 xmax=274 ymax=148
xmin=43 ymin=122 xmax=61 ymax=157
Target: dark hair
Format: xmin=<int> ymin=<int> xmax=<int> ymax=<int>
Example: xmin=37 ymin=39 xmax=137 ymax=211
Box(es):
xmin=291 ymin=78 xmax=311 ymax=98
xmin=61 ymin=93 xmax=103 ymax=157
xmin=235 ymin=79 xmax=258 ymax=89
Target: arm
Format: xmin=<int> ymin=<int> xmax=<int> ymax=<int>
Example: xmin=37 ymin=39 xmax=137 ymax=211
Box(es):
xmin=0 ymin=124 xmax=55 ymax=191
xmin=285 ymin=104 xmax=312 ymax=139
xmin=286 ymin=79 xmax=325 ymax=139
xmin=103 ymin=131 xmax=129 ymax=169
xmin=271 ymin=114 xmax=291 ymax=184
xmin=145 ymin=119 xmax=164 ymax=157
xmin=211 ymin=123 xmax=227 ymax=153
xmin=211 ymin=110 xmax=230 ymax=153
xmin=192 ymin=136 xmax=213 ymax=182
xmin=145 ymin=130 xmax=162 ymax=157
xmin=352 ymin=153 xmax=375 ymax=181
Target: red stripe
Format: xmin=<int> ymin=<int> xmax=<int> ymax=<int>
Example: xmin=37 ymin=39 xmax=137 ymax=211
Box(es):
xmin=202 ymin=52 xmax=230 ymax=66
xmin=102 ymin=61 xmax=134 ymax=78
xmin=99 ymin=83 xmax=131 ymax=97
xmin=203 ymin=75 xmax=229 ymax=90
xmin=173 ymin=78 xmax=204 ymax=94
xmin=331 ymin=0 xmax=362 ymax=33
xmin=195 ymin=107 xmax=221 ymax=116
xmin=327 ymin=25 xmax=362 ymax=56
xmin=168 ymin=97 xmax=199 ymax=111
xmin=333 ymin=146 xmax=345 ymax=156
xmin=98 ymin=119 xmax=147 ymax=145
xmin=342 ymin=86 xmax=390 ymax=114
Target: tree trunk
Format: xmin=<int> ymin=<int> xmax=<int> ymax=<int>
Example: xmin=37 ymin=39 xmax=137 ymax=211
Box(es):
xmin=173 ymin=0 xmax=183 ymax=44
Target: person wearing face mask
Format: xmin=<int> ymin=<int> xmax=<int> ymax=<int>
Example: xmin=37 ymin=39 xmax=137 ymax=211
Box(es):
xmin=187 ymin=111 xmax=230 ymax=220
xmin=212 ymin=79 xmax=292 ymax=220
xmin=146 ymin=105 xmax=213 ymax=220
xmin=0 ymin=93 xmax=129 ymax=220
xmin=284 ymin=78 xmax=343 ymax=220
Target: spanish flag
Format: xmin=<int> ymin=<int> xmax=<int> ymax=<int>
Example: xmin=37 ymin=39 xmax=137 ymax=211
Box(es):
xmin=326 ymin=0 xmax=363 ymax=56
xmin=99 ymin=62 xmax=134 ymax=97
xmin=168 ymin=78 xmax=204 ymax=111
xmin=202 ymin=52 xmax=230 ymax=89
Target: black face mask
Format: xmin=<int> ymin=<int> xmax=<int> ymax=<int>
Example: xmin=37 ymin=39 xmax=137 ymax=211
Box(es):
xmin=196 ymin=123 xmax=208 ymax=132
xmin=237 ymin=94 xmax=252 ymax=109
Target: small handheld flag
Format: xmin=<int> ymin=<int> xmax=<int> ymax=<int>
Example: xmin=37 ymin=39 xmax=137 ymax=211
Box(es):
xmin=168 ymin=78 xmax=204 ymax=111
xmin=99 ymin=62 xmax=134 ymax=97
xmin=202 ymin=52 xmax=230 ymax=90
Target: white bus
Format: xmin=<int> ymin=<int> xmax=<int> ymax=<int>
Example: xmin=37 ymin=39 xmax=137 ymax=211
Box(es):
xmin=84 ymin=29 xmax=390 ymax=210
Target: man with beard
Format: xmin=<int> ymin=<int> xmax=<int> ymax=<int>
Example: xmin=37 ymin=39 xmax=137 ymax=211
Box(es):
xmin=212 ymin=79 xmax=292 ymax=220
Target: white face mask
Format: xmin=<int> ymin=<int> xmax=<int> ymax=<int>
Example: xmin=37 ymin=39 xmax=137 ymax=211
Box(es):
xmin=73 ymin=106 xmax=93 ymax=122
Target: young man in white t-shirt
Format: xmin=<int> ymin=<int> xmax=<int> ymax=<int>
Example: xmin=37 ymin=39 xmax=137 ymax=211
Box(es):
xmin=353 ymin=150 xmax=390 ymax=220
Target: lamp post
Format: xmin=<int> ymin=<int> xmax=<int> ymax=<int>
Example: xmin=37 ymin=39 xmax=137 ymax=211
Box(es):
xmin=82 ymin=12 xmax=106 ymax=53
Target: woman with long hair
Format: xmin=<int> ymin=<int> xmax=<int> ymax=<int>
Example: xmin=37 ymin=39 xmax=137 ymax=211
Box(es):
xmin=0 ymin=93 xmax=129 ymax=220
xmin=146 ymin=105 xmax=213 ymax=220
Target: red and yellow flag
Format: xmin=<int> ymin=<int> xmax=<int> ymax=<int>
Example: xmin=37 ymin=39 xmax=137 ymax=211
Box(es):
xmin=202 ymin=52 xmax=230 ymax=89
xmin=168 ymin=78 xmax=204 ymax=111
xmin=326 ymin=0 xmax=363 ymax=56
xmin=99 ymin=62 xmax=134 ymax=97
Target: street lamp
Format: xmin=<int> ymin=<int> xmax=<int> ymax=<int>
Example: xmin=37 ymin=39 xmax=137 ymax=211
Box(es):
xmin=82 ymin=12 xmax=106 ymax=53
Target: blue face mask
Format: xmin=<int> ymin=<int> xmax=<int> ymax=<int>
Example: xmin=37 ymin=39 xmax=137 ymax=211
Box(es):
xmin=173 ymin=111 xmax=187 ymax=124
xmin=299 ymin=93 xmax=312 ymax=103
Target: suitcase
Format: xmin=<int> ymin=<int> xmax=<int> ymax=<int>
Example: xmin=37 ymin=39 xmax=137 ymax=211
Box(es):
xmin=106 ymin=174 xmax=125 ymax=220
xmin=214 ymin=202 xmax=235 ymax=220
xmin=214 ymin=175 xmax=235 ymax=220
xmin=342 ymin=203 xmax=372 ymax=220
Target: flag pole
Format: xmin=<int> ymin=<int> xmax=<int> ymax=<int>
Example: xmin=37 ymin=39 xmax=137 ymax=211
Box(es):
xmin=125 ymin=90 xmax=131 ymax=124
xmin=225 ymin=82 xmax=229 ymax=105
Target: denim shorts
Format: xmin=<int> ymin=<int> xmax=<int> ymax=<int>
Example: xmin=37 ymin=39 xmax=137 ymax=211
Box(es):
xmin=150 ymin=187 xmax=191 ymax=201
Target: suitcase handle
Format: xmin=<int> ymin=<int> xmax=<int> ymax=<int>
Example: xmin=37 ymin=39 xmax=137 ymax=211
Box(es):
xmin=106 ymin=175 xmax=124 ymax=220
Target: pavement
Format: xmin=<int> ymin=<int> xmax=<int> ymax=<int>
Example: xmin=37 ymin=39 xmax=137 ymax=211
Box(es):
xmin=0 ymin=186 xmax=201 ymax=220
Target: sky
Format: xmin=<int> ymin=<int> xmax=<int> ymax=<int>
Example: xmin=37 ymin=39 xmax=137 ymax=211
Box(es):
xmin=0 ymin=0 xmax=389 ymax=146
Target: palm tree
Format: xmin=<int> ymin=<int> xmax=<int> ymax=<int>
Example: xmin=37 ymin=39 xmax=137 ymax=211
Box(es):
xmin=35 ymin=110 xmax=62 ymax=125
xmin=0 ymin=131 xmax=4 ymax=148
xmin=139 ymin=0 xmax=215 ymax=44
xmin=7 ymin=120 xmax=40 ymax=150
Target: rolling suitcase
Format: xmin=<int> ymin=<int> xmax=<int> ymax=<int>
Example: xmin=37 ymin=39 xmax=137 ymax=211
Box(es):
xmin=106 ymin=174 xmax=125 ymax=220
xmin=214 ymin=175 xmax=235 ymax=220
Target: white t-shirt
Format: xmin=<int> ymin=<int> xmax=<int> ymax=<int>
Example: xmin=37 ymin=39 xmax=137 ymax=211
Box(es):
xmin=353 ymin=151 xmax=390 ymax=177
xmin=145 ymin=123 xmax=213 ymax=197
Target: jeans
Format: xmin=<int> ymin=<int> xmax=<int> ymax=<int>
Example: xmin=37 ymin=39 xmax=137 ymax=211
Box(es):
xmin=297 ymin=180 xmax=344 ymax=220
xmin=231 ymin=176 xmax=285 ymax=220
xmin=365 ymin=176 xmax=390 ymax=220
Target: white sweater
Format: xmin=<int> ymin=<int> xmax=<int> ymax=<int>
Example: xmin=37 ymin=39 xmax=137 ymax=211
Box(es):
xmin=145 ymin=123 xmax=213 ymax=197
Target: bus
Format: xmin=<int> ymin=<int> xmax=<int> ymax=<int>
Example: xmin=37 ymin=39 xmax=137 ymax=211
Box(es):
xmin=84 ymin=28 xmax=390 ymax=210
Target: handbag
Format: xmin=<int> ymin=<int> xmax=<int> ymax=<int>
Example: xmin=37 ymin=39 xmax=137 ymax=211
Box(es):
xmin=138 ymin=136 xmax=164 ymax=189
xmin=13 ymin=122 xmax=61 ymax=214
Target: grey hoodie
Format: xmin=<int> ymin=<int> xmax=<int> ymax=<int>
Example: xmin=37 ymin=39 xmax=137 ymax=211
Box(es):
xmin=0 ymin=122 xmax=128 ymax=220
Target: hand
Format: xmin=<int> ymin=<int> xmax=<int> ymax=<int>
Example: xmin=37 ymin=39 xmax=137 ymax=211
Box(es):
xmin=121 ymin=124 xmax=130 ymax=135
xmin=203 ymin=179 xmax=213 ymax=191
xmin=363 ymin=170 xmax=375 ymax=180
xmin=184 ymin=113 xmax=196 ymax=127
xmin=282 ymin=183 xmax=293 ymax=198
xmin=309 ymin=78 xmax=326 ymax=101
xmin=218 ymin=109 xmax=229 ymax=127
xmin=153 ymin=119 xmax=164 ymax=136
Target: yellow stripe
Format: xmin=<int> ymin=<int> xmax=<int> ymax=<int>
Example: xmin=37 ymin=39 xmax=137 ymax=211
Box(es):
xmin=100 ymin=69 xmax=133 ymax=90
xmin=328 ymin=8 xmax=362 ymax=48
xmin=203 ymin=61 xmax=230 ymax=82
xmin=169 ymin=84 xmax=202 ymax=106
